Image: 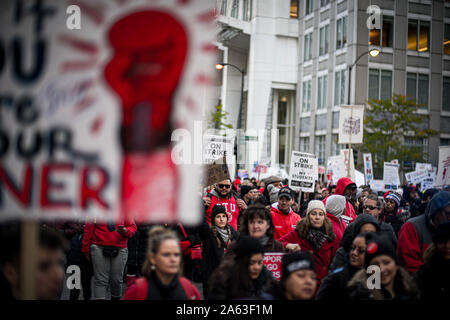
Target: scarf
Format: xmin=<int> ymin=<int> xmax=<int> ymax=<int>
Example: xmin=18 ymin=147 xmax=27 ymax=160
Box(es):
xmin=306 ymin=227 xmax=328 ymax=251
xmin=258 ymin=236 xmax=269 ymax=247
xmin=217 ymin=227 xmax=229 ymax=244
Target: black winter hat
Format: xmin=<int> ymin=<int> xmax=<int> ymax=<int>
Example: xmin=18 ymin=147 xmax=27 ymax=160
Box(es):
xmin=278 ymin=186 xmax=294 ymax=200
xmin=241 ymin=185 xmax=257 ymax=198
xmin=432 ymin=221 xmax=450 ymax=244
xmin=233 ymin=235 xmax=264 ymax=260
xmin=364 ymin=233 xmax=397 ymax=268
xmin=211 ymin=204 xmax=228 ymax=225
xmin=281 ymin=252 xmax=316 ymax=281
xmin=352 ymin=213 xmax=380 ymax=238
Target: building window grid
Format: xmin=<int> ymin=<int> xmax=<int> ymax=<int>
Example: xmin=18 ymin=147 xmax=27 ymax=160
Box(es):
xmin=231 ymin=0 xmax=239 ymax=18
xmin=305 ymin=0 xmax=313 ymax=16
xmin=444 ymin=24 xmax=450 ymax=55
xmin=443 ymin=76 xmax=450 ymax=112
xmin=315 ymin=135 xmax=326 ymax=165
xmin=300 ymin=137 xmax=310 ymax=153
xmin=290 ymin=0 xmax=299 ymax=18
xmin=332 ymin=134 xmax=343 ymax=156
xmin=304 ymin=33 xmax=313 ymax=61
xmin=243 ymin=0 xmax=252 ymax=21
xmin=404 ymin=137 xmax=428 ymax=161
xmin=320 ymin=0 xmax=330 ymax=7
xmin=368 ymin=69 xmax=392 ymax=101
xmin=369 ymin=16 xmax=394 ymax=48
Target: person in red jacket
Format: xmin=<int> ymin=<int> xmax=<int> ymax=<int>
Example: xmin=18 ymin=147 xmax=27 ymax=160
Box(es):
xmin=325 ymin=194 xmax=347 ymax=245
xmin=397 ymin=191 xmax=450 ymax=273
xmin=324 ymin=177 xmax=357 ymax=224
xmin=82 ymin=218 xmax=137 ymax=300
xmin=271 ymin=187 xmax=301 ymax=240
xmin=203 ymin=179 xmax=247 ymax=231
xmin=279 ymin=200 xmax=338 ymax=289
xmin=122 ymin=226 xmax=200 ymax=300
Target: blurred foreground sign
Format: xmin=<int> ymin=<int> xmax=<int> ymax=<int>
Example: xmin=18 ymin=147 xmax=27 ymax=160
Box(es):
xmin=0 ymin=0 xmax=216 ymax=225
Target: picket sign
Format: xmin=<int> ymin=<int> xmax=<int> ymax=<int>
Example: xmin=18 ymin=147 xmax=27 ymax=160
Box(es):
xmin=263 ymin=253 xmax=284 ymax=281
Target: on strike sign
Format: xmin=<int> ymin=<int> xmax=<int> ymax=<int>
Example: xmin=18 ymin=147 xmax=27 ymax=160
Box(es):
xmin=0 ymin=0 xmax=216 ymax=224
xmin=263 ymin=253 xmax=284 ymax=281
xmin=289 ymin=151 xmax=318 ymax=193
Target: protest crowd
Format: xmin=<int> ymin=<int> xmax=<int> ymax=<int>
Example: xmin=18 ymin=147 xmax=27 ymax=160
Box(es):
xmin=1 ymin=175 xmax=449 ymax=301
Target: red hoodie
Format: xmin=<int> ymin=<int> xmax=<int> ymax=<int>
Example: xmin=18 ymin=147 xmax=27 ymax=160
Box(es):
xmin=82 ymin=219 xmax=137 ymax=256
xmin=323 ymin=177 xmax=357 ymax=223
xmin=271 ymin=203 xmax=301 ymax=240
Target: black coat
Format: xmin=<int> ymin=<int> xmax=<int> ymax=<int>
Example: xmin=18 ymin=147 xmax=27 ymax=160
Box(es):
xmin=127 ymin=224 xmax=151 ymax=276
xmin=346 ymin=267 xmax=420 ymax=300
xmin=415 ymin=255 xmax=450 ymax=300
xmin=316 ymin=264 xmax=361 ymax=300
xmin=199 ymin=221 xmax=239 ymax=283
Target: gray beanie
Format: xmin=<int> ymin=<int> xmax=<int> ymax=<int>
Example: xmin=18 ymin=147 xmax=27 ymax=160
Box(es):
xmin=326 ymin=195 xmax=346 ymax=218
xmin=267 ymin=184 xmax=281 ymax=204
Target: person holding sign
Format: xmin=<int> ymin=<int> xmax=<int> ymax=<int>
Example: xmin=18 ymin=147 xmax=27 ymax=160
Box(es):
xmin=279 ymin=201 xmax=338 ymax=289
xmin=271 ymin=187 xmax=301 ymax=240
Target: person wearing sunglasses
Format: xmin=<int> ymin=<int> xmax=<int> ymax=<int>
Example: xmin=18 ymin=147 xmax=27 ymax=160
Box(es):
xmin=363 ymin=193 xmax=397 ymax=245
xmin=203 ymin=179 xmax=247 ymax=232
xmin=316 ymin=232 xmax=371 ymax=300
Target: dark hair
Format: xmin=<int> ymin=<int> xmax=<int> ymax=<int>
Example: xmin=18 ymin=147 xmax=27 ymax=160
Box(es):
xmin=239 ymin=204 xmax=275 ymax=240
xmin=328 ymin=185 xmax=336 ymax=194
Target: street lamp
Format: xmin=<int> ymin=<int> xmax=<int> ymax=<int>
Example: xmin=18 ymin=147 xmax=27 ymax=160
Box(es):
xmin=216 ymin=62 xmax=245 ymax=170
xmin=345 ymin=48 xmax=380 ymax=178
xmin=347 ymin=48 xmax=380 ymax=104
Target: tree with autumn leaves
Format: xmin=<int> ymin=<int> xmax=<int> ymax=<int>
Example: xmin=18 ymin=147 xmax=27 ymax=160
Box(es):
xmin=356 ymin=94 xmax=438 ymax=180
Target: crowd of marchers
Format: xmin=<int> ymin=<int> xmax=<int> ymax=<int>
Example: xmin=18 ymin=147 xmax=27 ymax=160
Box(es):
xmin=0 ymin=175 xmax=449 ymax=301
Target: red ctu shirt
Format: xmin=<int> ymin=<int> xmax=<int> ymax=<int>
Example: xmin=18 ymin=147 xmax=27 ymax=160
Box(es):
xmin=206 ymin=190 xmax=240 ymax=231
xmin=271 ymin=203 xmax=301 ymax=240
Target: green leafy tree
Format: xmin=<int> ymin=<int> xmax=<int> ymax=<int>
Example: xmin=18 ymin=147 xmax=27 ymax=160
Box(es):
xmin=209 ymin=104 xmax=233 ymax=130
xmin=356 ymin=94 xmax=438 ymax=179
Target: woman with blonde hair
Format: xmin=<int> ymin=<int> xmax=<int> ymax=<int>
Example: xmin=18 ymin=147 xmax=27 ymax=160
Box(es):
xmin=279 ymin=200 xmax=339 ymax=289
xmin=122 ymin=226 xmax=200 ymax=300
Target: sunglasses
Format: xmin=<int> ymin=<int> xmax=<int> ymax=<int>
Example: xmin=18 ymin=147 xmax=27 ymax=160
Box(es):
xmin=218 ymin=184 xmax=231 ymax=189
xmin=363 ymin=205 xmax=378 ymax=210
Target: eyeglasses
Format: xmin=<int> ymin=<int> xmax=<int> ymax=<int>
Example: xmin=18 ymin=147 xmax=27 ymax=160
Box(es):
xmin=363 ymin=205 xmax=378 ymax=210
xmin=350 ymin=246 xmax=365 ymax=255
xmin=218 ymin=184 xmax=231 ymax=189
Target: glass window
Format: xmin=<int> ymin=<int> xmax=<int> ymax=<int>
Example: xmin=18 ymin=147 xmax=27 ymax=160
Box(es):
xmin=334 ymin=70 xmax=346 ymax=106
xmin=278 ymin=127 xmax=286 ymax=164
xmin=336 ymin=16 xmax=347 ymax=49
xmin=305 ymin=0 xmax=313 ymax=15
xmin=408 ymin=20 xmax=418 ymax=51
xmin=302 ymin=80 xmax=311 ymax=112
xmin=408 ymin=20 xmax=430 ymax=52
xmin=315 ymin=136 xmax=325 ymax=165
xmin=278 ymin=99 xmax=287 ymax=124
xmin=317 ymin=75 xmax=327 ymax=110
xmin=369 ymin=29 xmax=381 ymax=46
xmin=332 ymin=134 xmax=343 ymax=156
xmin=231 ymin=0 xmax=239 ymax=18
xmin=220 ymin=0 xmax=227 ymax=15
xmin=243 ymin=0 xmax=252 ymax=21
xmin=290 ymin=0 xmax=298 ymax=18
xmin=443 ymin=77 xmax=450 ymax=112
xmin=300 ymin=137 xmax=310 ymax=153
xmin=406 ymin=73 xmax=428 ymax=109
xmin=319 ymin=25 xmax=329 ymax=56
xmin=368 ymin=69 xmax=380 ymax=101
xmin=406 ymin=73 xmax=417 ymax=101
xmin=304 ymin=33 xmax=313 ymax=61
xmin=380 ymin=70 xmax=392 ymax=101
xmin=382 ymin=16 xmax=394 ymax=48
xmin=321 ymin=0 xmax=330 ymax=7
xmin=445 ymin=24 xmax=450 ymax=55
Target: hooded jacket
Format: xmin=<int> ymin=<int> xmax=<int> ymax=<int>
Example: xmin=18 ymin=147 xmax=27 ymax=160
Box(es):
xmin=206 ymin=189 xmax=241 ymax=231
xmin=271 ymin=203 xmax=301 ymax=240
xmin=397 ymin=191 xmax=450 ymax=273
xmin=323 ymin=177 xmax=357 ymax=223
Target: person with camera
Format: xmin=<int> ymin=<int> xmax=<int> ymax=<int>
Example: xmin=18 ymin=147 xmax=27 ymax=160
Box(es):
xmin=82 ymin=218 xmax=137 ymax=300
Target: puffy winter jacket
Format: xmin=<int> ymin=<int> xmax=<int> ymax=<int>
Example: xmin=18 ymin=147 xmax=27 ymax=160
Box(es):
xmin=279 ymin=226 xmax=339 ymax=287
xmin=323 ymin=177 xmax=357 ymax=223
xmin=271 ymin=203 xmax=301 ymax=240
xmin=205 ymin=190 xmax=241 ymax=231
xmin=82 ymin=219 xmax=137 ymax=256
xmin=397 ymin=191 xmax=450 ymax=273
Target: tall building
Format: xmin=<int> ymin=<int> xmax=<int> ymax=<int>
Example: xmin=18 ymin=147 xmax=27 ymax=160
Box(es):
xmin=216 ymin=0 xmax=450 ymax=177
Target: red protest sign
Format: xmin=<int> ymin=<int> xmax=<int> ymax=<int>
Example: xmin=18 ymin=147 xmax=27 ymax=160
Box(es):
xmin=263 ymin=253 xmax=284 ymax=281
